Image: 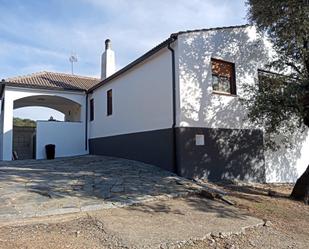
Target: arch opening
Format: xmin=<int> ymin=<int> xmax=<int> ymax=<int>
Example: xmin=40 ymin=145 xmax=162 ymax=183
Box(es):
xmin=12 ymin=95 xmax=82 ymax=160
xmin=13 ymin=95 xmax=82 ymax=122
xmin=14 ymin=107 xmax=65 ymax=121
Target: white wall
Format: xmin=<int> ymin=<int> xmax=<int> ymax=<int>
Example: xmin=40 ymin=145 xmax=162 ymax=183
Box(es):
xmin=177 ymin=26 xmax=272 ymax=129
xmin=36 ymin=121 xmax=86 ymax=159
xmin=89 ymin=47 xmax=173 ymax=139
xmin=0 ymin=87 xmax=87 ymax=160
xmin=177 ymin=26 xmax=309 ymax=182
xmin=264 ymin=129 xmax=309 ymax=183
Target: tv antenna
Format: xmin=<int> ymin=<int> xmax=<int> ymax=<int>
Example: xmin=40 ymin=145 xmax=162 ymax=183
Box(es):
xmin=69 ymin=53 xmax=78 ymax=74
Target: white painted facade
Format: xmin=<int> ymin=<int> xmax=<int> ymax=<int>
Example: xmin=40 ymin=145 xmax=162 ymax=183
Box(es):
xmin=175 ymin=26 xmax=309 ymax=182
xmin=89 ymin=47 xmax=173 ymax=139
xmin=176 ymin=26 xmax=270 ymax=129
xmin=89 ymin=26 xmax=309 ymax=182
xmin=1 ymin=25 xmax=308 ymax=183
xmin=0 ymin=86 xmax=87 ymax=160
xmin=264 ymin=130 xmax=309 ymax=183
xmin=36 ymin=121 xmax=86 ymax=159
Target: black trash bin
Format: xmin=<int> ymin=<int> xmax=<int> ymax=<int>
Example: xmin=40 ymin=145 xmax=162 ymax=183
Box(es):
xmin=45 ymin=144 xmax=55 ymax=160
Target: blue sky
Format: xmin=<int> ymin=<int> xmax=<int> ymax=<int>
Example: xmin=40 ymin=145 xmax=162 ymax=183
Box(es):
xmin=0 ymin=0 xmax=247 ymax=120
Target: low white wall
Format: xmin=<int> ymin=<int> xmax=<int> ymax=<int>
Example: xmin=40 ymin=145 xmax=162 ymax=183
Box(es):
xmin=36 ymin=121 xmax=86 ymax=159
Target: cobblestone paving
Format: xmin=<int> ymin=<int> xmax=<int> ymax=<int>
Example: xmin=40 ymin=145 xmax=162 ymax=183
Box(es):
xmin=0 ymin=155 xmax=200 ymax=222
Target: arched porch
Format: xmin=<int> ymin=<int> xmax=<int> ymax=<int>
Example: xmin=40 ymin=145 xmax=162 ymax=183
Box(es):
xmin=14 ymin=95 xmax=82 ymax=122
xmin=0 ymin=88 xmax=87 ymax=160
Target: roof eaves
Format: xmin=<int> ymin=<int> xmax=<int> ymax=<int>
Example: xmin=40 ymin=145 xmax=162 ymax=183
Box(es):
xmin=88 ymin=37 xmax=176 ymax=93
xmin=175 ymin=24 xmax=250 ymax=36
xmin=88 ymin=24 xmax=250 ymax=93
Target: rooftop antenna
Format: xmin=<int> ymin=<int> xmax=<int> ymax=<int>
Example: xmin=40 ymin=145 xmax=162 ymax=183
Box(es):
xmin=69 ymin=53 xmax=78 ymax=74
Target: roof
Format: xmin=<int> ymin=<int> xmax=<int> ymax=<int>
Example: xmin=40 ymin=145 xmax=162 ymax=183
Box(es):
xmin=2 ymin=24 xmax=249 ymax=94
xmin=3 ymin=71 xmax=100 ymax=92
xmin=173 ymin=24 xmax=249 ymax=36
xmin=89 ymin=37 xmax=173 ymax=92
xmin=89 ymin=24 xmax=249 ymax=92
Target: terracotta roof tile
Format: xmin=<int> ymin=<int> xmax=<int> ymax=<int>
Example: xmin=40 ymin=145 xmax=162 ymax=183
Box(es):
xmin=4 ymin=71 xmax=100 ymax=91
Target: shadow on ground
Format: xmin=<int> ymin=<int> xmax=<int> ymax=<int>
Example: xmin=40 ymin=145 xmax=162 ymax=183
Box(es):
xmin=0 ymin=155 xmax=256 ymax=222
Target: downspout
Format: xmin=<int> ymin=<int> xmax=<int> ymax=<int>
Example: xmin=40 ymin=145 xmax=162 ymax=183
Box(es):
xmin=0 ymin=81 xmax=5 ymax=116
xmin=85 ymin=93 xmax=88 ymax=151
xmin=168 ymin=37 xmax=178 ymax=175
xmin=0 ymin=80 xmax=5 ymax=100
xmin=0 ymin=81 xmax=6 ymax=161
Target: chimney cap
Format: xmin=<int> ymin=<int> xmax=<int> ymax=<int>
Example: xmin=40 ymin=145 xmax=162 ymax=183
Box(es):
xmin=105 ymin=39 xmax=111 ymax=50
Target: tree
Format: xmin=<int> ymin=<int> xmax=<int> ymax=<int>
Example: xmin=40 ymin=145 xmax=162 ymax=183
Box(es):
xmin=246 ymin=0 xmax=309 ymax=204
xmin=13 ymin=117 xmax=36 ymax=127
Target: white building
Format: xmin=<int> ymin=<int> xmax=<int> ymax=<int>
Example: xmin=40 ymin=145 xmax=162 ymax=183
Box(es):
xmin=1 ymin=25 xmax=308 ymax=183
xmin=0 ymin=72 xmax=99 ymax=161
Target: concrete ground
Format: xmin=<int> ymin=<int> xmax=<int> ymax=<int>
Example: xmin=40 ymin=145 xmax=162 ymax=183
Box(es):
xmin=0 ymin=155 xmax=200 ymax=223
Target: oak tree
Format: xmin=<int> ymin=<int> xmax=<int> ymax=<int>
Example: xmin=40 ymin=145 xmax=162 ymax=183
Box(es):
xmin=246 ymin=0 xmax=309 ymax=204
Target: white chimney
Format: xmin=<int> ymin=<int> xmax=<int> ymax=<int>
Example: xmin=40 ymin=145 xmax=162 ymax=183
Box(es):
xmin=101 ymin=39 xmax=116 ymax=80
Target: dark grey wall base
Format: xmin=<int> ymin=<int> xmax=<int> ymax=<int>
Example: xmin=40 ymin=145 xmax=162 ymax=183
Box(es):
xmin=89 ymin=129 xmax=175 ymax=172
xmin=89 ymin=127 xmax=266 ymax=183
xmin=176 ymin=127 xmax=266 ymax=182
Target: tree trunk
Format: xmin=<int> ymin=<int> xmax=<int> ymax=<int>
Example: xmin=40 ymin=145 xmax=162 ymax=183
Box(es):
xmin=290 ymin=165 xmax=309 ymax=204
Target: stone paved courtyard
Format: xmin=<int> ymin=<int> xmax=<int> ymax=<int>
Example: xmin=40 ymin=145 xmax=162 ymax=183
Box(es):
xmin=0 ymin=155 xmax=200 ymax=223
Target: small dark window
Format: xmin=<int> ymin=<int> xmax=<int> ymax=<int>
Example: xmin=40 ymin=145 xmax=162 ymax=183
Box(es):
xmin=211 ymin=58 xmax=236 ymax=95
xmin=90 ymin=98 xmax=94 ymax=121
xmin=107 ymin=89 xmax=112 ymax=116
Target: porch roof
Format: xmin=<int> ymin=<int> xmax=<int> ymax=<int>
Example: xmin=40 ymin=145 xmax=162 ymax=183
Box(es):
xmin=3 ymin=71 xmax=100 ymax=92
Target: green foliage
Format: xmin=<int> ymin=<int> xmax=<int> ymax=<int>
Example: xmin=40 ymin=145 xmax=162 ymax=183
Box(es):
xmin=245 ymin=0 xmax=309 ymax=148
xmin=13 ymin=117 xmax=36 ymax=127
xmin=247 ymin=0 xmax=309 ymax=77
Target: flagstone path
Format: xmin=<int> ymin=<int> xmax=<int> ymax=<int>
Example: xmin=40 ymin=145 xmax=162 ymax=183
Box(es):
xmin=0 ymin=155 xmax=200 ymax=223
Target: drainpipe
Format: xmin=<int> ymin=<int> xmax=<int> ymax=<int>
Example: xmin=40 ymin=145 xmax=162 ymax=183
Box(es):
xmin=85 ymin=93 xmax=88 ymax=151
xmin=168 ymin=37 xmax=178 ymax=175
xmin=0 ymin=80 xmax=5 ymax=99
xmin=0 ymin=81 xmax=5 ymax=116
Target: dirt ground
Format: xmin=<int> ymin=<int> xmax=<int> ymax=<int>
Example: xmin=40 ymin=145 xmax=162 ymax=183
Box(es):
xmin=0 ymin=195 xmax=261 ymax=249
xmin=181 ymin=183 xmax=309 ymax=249
xmin=0 ymin=183 xmax=308 ymax=249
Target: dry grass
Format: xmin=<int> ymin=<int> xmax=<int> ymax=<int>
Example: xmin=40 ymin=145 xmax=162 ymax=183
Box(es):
xmin=0 ymin=183 xmax=308 ymax=249
xmin=225 ymin=184 xmax=309 ymax=233
xmin=182 ymin=183 xmax=309 ymax=249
